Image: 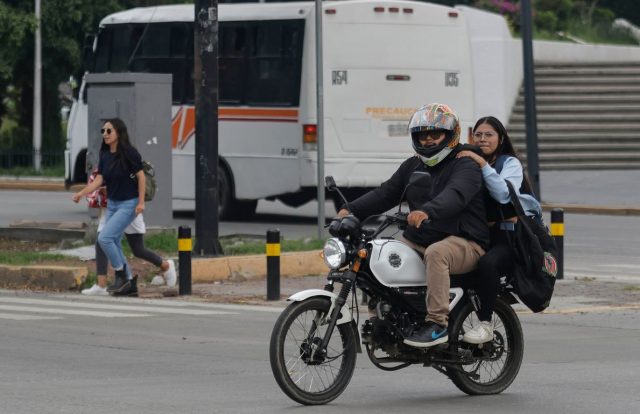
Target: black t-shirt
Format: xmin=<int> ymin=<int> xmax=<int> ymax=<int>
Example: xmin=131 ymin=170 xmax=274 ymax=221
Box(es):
xmin=98 ymin=146 xmax=143 ymax=201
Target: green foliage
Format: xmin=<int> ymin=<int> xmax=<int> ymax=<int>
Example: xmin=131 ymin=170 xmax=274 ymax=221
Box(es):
xmin=535 ymin=10 xmax=559 ymax=33
xmin=220 ymin=237 xmax=324 ymax=256
xmin=0 ymin=250 xmax=67 ymax=265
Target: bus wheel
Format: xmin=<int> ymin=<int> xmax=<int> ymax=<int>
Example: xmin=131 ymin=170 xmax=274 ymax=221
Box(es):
xmin=73 ymin=149 xmax=88 ymax=184
xmin=218 ymin=166 xmax=257 ymax=221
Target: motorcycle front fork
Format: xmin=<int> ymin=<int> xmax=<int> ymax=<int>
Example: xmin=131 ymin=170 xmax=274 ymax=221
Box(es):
xmin=305 ymin=273 xmax=356 ymax=361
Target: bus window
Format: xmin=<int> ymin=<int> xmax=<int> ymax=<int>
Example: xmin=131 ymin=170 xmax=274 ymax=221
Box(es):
xmin=220 ymin=23 xmax=248 ymax=105
xmin=127 ymin=23 xmax=189 ymax=104
xmin=246 ymin=20 xmax=304 ymax=107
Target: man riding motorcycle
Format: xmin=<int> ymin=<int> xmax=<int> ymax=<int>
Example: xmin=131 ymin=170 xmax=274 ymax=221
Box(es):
xmin=336 ymin=103 xmax=489 ymax=348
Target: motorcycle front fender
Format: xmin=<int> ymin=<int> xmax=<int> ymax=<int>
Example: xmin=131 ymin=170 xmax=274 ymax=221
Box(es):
xmin=288 ymin=289 xmax=353 ymax=326
xmin=288 ymin=289 xmax=362 ymax=354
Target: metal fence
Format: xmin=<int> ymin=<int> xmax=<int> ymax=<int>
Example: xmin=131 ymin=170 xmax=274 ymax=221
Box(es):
xmin=0 ymin=150 xmax=64 ymax=170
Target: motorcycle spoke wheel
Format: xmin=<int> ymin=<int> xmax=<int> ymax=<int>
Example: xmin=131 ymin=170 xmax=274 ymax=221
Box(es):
xmin=447 ymin=300 xmax=524 ymax=395
xmin=270 ymin=297 xmax=357 ymax=405
xmin=460 ymin=312 xmax=508 ymax=381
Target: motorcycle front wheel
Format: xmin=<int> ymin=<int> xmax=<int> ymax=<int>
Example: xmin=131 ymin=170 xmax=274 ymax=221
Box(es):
xmin=446 ymin=298 xmax=524 ymax=395
xmin=269 ymin=297 xmax=357 ymax=405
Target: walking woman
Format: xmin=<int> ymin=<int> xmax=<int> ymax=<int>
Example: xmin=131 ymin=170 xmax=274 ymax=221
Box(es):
xmin=456 ymin=116 xmax=542 ymax=344
xmin=72 ymin=118 xmax=145 ymax=295
xmin=81 ymin=209 xmax=177 ymax=296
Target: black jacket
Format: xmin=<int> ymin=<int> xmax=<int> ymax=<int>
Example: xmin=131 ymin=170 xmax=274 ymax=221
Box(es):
xmin=348 ymin=145 xmax=490 ymax=250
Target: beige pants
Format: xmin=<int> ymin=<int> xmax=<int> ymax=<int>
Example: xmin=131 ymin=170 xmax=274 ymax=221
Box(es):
xmin=402 ymin=235 xmax=485 ymax=327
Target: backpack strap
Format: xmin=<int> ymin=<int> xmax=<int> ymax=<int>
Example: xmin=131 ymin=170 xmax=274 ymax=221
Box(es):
xmin=505 ymin=180 xmax=528 ymax=218
xmin=494 ymin=154 xmax=509 ymax=174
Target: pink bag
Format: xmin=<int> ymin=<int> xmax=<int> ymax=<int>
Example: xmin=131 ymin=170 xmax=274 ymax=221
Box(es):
xmin=86 ymin=170 xmax=107 ymax=208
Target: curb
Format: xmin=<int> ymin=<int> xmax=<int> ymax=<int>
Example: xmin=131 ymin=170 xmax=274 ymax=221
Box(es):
xmin=0 ymin=178 xmax=82 ymax=192
xmin=0 ymin=251 xmax=326 ymax=293
xmin=0 ymin=264 xmax=87 ymax=291
xmin=191 ymin=250 xmax=326 ymax=282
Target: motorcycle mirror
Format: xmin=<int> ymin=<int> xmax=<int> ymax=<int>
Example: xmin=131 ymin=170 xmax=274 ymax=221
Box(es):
xmin=325 ymin=176 xmax=351 ymax=213
xmin=325 ymin=176 xmax=337 ymax=191
xmin=398 ymin=171 xmax=432 ymax=214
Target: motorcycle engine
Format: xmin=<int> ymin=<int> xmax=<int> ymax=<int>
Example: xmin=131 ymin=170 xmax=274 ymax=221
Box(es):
xmin=361 ymin=300 xmax=416 ymax=356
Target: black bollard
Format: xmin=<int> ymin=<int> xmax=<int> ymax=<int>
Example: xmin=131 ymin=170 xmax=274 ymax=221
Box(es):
xmin=266 ymin=229 xmax=280 ymax=301
xmin=550 ymin=209 xmax=564 ymax=280
xmin=178 ymin=226 xmax=192 ymax=295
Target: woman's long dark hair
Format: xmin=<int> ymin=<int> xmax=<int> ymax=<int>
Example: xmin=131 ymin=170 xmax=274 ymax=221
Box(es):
xmin=473 ymin=116 xmax=533 ymax=194
xmin=99 ymin=118 xmax=136 ymax=169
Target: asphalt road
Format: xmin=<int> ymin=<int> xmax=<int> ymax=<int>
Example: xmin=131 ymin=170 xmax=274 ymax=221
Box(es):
xmin=0 ymin=292 xmax=638 ymax=414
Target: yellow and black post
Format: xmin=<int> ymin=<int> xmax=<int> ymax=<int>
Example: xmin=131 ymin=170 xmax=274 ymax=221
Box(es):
xmin=550 ymin=209 xmax=564 ymax=280
xmin=266 ymin=229 xmax=280 ymax=301
xmin=178 ymin=226 xmax=192 ymax=295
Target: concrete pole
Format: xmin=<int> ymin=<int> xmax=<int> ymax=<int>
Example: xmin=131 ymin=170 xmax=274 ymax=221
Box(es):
xmin=315 ymin=0 xmax=325 ymax=239
xmin=33 ymin=0 xmax=42 ymax=172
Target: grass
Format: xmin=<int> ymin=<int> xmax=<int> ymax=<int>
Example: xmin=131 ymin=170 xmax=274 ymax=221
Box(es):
xmin=219 ymin=236 xmax=324 ymax=256
xmin=0 ymin=232 xmax=323 ymax=267
xmin=121 ymin=231 xmax=177 ymax=257
xmin=622 ymin=285 xmax=640 ymax=292
xmin=118 ymin=232 xmax=323 ymax=258
xmin=0 ymin=251 xmax=68 ymax=265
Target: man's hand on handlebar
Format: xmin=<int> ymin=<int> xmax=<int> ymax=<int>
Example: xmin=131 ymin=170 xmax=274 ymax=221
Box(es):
xmin=407 ymin=210 xmax=429 ymax=228
xmin=337 ymin=208 xmax=350 ymax=218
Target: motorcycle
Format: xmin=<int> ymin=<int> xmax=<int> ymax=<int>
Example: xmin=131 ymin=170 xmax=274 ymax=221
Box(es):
xmin=269 ymin=173 xmax=524 ymax=405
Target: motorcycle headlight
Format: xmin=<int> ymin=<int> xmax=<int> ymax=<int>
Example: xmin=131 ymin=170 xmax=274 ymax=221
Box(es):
xmin=322 ymin=238 xmax=347 ymax=269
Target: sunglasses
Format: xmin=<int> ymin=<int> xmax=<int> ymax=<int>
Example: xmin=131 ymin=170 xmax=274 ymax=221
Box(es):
xmin=100 ymin=128 xmax=113 ymax=135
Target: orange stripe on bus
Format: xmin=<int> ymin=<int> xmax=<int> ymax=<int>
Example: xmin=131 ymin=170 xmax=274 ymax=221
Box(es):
xmin=219 ymin=108 xmax=298 ymax=118
xmin=171 ymin=107 xmax=299 ymax=149
xmin=171 ymin=108 xmax=183 ymax=149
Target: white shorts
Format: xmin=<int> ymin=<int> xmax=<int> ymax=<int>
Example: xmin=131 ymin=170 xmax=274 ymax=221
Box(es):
xmin=97 ymin=209 xmax=146 ymax=234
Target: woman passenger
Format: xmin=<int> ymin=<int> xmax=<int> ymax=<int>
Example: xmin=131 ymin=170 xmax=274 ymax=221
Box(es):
xmin=456 ymin=116 xmax=542 ymax=344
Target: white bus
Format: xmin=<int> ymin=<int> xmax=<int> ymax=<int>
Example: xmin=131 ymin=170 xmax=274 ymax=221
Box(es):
xmin=65 ymin=0 xmax=476 ymax=219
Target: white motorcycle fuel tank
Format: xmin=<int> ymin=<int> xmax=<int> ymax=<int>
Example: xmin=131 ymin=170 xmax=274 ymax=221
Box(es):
xmin=368 ymin=239 xmax=426 ymax=287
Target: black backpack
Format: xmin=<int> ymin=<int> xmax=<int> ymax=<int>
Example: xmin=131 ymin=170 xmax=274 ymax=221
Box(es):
xmin=504 ymin=181 xmax=558 ymax=312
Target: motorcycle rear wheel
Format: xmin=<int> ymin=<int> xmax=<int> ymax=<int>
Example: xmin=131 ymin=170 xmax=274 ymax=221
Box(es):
xmin=447 ymin=299 xmax=524 ymax=395
xmin=269 ymin=297 xmax=357 ymax=405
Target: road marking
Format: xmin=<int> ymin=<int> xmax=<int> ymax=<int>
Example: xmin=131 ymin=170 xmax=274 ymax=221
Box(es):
xmin=0 ymin=312 xmax=62 ymax=321
xmin=0 ymin=297 xmax=237 ymax=316
xmin=0 ymin=304 xmax=151 ymax=318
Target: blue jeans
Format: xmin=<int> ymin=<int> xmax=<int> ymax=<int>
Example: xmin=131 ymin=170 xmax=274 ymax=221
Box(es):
xmin=98 ymin=198 xmax=137 ymax=279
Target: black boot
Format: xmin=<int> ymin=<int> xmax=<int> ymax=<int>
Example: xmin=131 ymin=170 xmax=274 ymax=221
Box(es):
xmin=107 ymin=266 xmax=128 ymax=293
xmin=115 ymin=275 xmax=138 ymax=297
xmin=112 ymin=274 xmax=138 ymax=297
